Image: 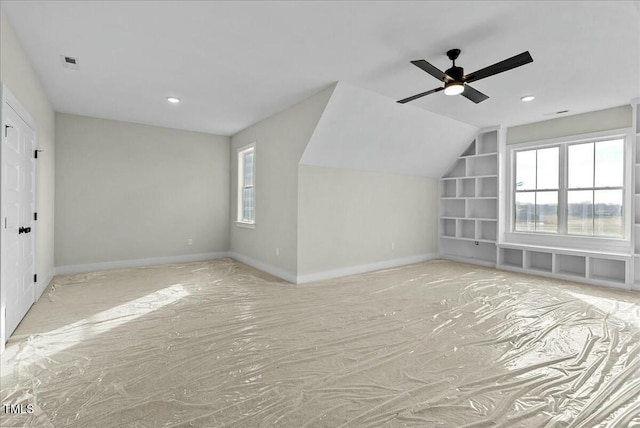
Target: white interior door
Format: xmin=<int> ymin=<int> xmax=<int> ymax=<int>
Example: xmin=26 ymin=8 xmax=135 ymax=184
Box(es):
xmin=1 ymin=102 xmax=36 ymax=341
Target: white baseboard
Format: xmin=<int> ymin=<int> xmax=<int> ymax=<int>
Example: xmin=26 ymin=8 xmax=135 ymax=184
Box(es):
xmin=55 ymin=252 xmax=229 ymax=276
xmin=35 ymin=268 xmax=55 ymax=301
xmin=227 ymin=252 xmax=297 ymax=283
xmin=439 ymin=254 xmax=496 ymax=268
xmin=54 ymin=252 xmax=439 ymax=286
xmin=296 ymin=253 xmax=439 ymax=284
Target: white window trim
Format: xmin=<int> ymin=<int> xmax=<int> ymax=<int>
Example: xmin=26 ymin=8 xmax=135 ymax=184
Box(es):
xmin=503 ymin=128 xmax=632 ymax=253
xmin=236 ymin=142 xmax=256 ymax=228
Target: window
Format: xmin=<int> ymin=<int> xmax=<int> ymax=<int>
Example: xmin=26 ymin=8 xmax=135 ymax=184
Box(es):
xmin=567 ymin=140 xmax=624 ymax=237
xmin=512 ymin=137 xmax=626 ymax=239
xmin=515 ymin=147 xmax=559 ymax=233
xmin=237 ymin=144 xmax=255 ymax=225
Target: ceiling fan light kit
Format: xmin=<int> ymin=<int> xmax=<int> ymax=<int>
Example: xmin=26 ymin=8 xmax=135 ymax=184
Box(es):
xmin=444 ymin=81 xmax=464 ymax=96
xmin=398 ymin=48 xmax=533 ymax=104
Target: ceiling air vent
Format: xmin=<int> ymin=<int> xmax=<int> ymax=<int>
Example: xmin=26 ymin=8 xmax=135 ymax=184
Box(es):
xmin=61 ymin=55 xmax=80 ymax=70
xmin=543 ymin=110 xmax=569 ymax=116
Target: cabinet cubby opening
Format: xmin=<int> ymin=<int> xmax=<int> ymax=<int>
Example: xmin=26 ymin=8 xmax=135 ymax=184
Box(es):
xmin=445 ymin=158 xmax=466 ymax=178
xmin=477 ymin=176 xmax=498 ymax=197
xmin=442 ymin=219 xmax=456 ymax=237
xmin=460 ymin=219 xmax=475 ymax=239
xmin=461 ymin=141 xmax=476 ymax=157
xmin=467 ymin=155 xmax=497 ymax=176
xmin=526 ymin=251 xmax=552 ymax=272
xmin=441 ymin=199 xmax=465 ymax=218
xmin=477 ymin=131 xmax=498 ymax=154
xmin=442 ymin=180 xmax=456 ymax=198
xmin=459 ymin=178 xmax=476 ymax=197
xmin=478 ymin=220 xmax=496 ymax=241
xmin=589 ymin=258 xmax=625 ymax=283
xmin=467 ymin=199 xmax=497 ymax=219
xmin=501 ymin=248 xmax=523 ymax=268
xmin=556 ymin=254 xmax=586 ymax=277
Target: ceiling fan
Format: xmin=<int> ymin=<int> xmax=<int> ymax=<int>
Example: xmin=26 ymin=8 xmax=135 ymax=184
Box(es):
xmin=398 ymin=49 xmax=533 ymax=104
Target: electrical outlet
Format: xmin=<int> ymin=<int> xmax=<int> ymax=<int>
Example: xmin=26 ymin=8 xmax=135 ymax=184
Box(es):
xmin=275 ymin=248 xmax=280 ymax=256
xmin=187 ymin=239 xmax=193 ymax=246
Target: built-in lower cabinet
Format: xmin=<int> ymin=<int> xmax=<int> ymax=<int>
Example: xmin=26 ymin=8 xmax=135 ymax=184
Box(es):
xmin=497 ymin=244 xmax=631 ymax=289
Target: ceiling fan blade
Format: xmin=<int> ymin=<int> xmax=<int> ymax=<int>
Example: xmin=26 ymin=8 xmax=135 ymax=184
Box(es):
xmin=410 ymin=60 xmax=448 ymax=82
xmin=397 ymin=87 xmax=444 ymax=104
xmin=464 ymin=51 xmax=533 ymax=83
xmin=461 ymin=85 xmax=489 ymax=104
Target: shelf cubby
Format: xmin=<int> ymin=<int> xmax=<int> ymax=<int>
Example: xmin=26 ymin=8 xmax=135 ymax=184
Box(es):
xmin=467 ymin=199 xmax=497 ymax=219
xmin=467 ymin=154 xmax=497 ymax=176
xmin=441 ymin=180 xmax=456 ymax=198
xmin=477 ymin=176 xmax=498 ymax=197
xmin=477 ymin=131 xmax=498 ymax=155
xmin=459 ymin=219 xmax=475 ymax=239
xmin=441 ymin=199 xmax=465 ymax=218
xmin=556 ymin=254 xmax=586 ymax=277
xmin=461 ymin=141 xmax=476 ymax=157
xmin=589 ymin=258 xmax=625 ymax=283
xmin=500 ymin=248 xmax=523 ymax=268
xmin=441 ymin=219 xmax=456 ymax=238
xmin=445 ymin=158 xmax=466 ymax=178
xmin=478 ymin=220 xmax=496 ymax=241
xmin=459 ymin=178 xmax=475 ymax=197
xmin=525 ymin=251 xmax=553 ymax=272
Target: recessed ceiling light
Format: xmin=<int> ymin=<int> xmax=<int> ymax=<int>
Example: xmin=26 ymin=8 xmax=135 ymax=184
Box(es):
xmin=167 ymin=97 xmax=180 ymax=104
xmin=520 ymin=95 xmax=535 ymax=102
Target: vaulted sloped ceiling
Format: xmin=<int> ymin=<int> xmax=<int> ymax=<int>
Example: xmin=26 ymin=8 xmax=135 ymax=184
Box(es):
xmin=300 ymin=82 xmax=479 ymax=177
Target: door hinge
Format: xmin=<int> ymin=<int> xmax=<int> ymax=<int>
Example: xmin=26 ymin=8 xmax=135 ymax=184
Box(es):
xmin=34 ymin=274 xmax=37 ymax=283
xmin=34 ymin=212 xmax=38 ymax=221
xmin=4 ymin=124 xmax=13 ymax=137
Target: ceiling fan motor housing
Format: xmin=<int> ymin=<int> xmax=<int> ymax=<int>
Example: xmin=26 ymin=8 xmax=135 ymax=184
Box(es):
xmin=445 ymin=66 xmax=464 ymax=82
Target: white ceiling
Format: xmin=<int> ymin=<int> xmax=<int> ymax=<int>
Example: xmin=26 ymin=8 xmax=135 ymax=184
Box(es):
xmin=3 ymin=1 xmax=639 ymax=136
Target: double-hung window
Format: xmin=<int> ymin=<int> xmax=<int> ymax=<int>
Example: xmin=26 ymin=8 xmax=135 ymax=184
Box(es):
xmin=511 ymin=135 xmax=627 ymax=240
xmin=237 ymin=144 xmax=255 ymax=226
xmin=514 ymin=147 xmax=559 ymax=233
xmin=566 ymin=140 xmax=624 ymax=237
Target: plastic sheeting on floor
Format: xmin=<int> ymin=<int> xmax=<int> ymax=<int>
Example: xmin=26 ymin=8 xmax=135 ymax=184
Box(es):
xmin=1 ymin=259 xmax=639 ymax=427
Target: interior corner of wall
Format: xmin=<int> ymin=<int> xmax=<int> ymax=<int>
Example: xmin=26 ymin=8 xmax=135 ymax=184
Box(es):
xmin=297 ymin=83 xmax=338 ymax=165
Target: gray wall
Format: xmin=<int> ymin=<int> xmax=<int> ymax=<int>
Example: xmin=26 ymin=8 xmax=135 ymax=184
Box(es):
xmin=297 ymin=166 xmax=438 ymax=277
xmin=1 ymin=8 xmax=56 ymax=289
xmin=55 ymin=113 xmax=230 ymax=267
xmin=507 ymin=105 xmax=632 ymax=144
xmin=229 ymin=86 xmax=335 ymax=279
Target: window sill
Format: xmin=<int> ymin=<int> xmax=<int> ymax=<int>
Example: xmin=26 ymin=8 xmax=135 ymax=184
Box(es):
xmin=503 ymin=231 xmax=631 ymax=254
xmin=235 ymin=221 xmax=256 ymax=229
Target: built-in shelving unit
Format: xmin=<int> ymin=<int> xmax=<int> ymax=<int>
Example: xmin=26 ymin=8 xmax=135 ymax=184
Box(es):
xmin=497 ymin=244 xmax=631 ymax=289
xmin=439 ymin=129 xmax=498 ymax=266
xmin=633 ymin=99 xmax=640 ymax=291
xmin=493 ymin=99 xmax=638 ymax=291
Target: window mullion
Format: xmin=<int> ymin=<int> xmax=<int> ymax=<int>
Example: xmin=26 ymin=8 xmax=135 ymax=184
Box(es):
xmin=558 ymin=144 xmax=567 ymax=235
